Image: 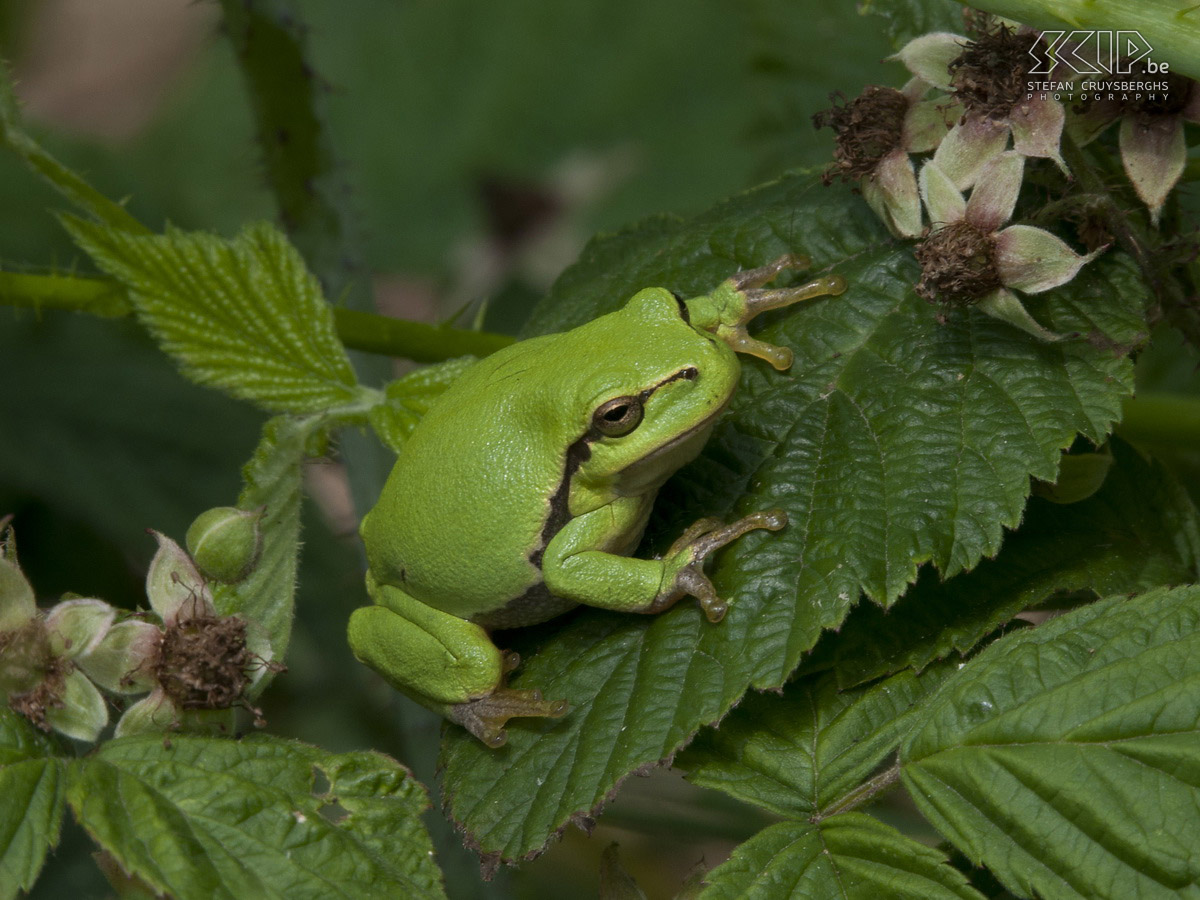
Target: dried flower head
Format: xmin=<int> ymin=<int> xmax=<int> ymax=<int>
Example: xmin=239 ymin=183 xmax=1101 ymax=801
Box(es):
xmin=916 ymin=152 xmax=1104 ymax=340
xmin=895 ymin=27 xmax=1068 ymax=188
xmin=815 ymin=80 xmax=956 ymax=237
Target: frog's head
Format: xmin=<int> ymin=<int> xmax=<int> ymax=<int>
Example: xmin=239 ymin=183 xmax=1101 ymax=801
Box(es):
xmin=562 ymin=258 xmax=845 ymax=512
xmin=563 ymin=286 xmax=744 ymax=510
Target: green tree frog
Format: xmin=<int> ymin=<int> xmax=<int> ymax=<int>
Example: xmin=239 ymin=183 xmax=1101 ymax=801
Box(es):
xmin=349 ymin=255 xmax=845 ymax=747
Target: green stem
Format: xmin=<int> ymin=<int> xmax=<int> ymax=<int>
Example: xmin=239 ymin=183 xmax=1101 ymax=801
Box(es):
xmin=1057 ymin=134 xmax=1200 ymax=341
xmin=0 ymin=68 xmax=147 ymax=235
xmin=332 ymin=308 xmax=513 ymax=361
xmin=0 ymin=270 xmax=131 ymax=317
xmin=217 ymin=0 xmax=364 ymax=303
xmin=1118 ymin=393 xmax=1200 ymax=448
xmin=0 ymin=270 xmax=513 ymax=361
xmin=817 ymin=761 xmax=902 ymax=821
xmin=965 ymin=0 xmax=1200 ymax=81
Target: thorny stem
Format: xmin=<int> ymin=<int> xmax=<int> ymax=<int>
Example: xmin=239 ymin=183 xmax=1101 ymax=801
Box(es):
xmin=0 ymin=270 xmax=514 ymax=362
xmin=816 ymin=761 xmax=902 ymax=821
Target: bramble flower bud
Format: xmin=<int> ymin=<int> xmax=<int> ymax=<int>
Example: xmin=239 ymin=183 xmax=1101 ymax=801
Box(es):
xmin=0 ymin=523 xmax=34 ymax=633
xmin=1033 ymin=450 xmax=1113 ymax=504
xmin=186 ymin=506 xmax=264 ymax=584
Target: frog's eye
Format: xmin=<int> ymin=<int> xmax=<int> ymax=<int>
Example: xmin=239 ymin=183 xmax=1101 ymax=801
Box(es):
xmin=593 ymin=395 xmax=644 ymax=437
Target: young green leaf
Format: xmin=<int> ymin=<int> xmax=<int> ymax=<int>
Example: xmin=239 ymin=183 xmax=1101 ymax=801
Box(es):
xmin=63 ymin=217 xmax=364 ymax=414
xmin=66 ymin=734 xmax=445 ymax=900
xmin=368 ymin=357 xmax=477 ymax=454
xmin=699 ymin=813 xmax=984 ymax=900
xmin=802 ymin=437 xmax=1200 ymax=688
xmin=212 ymin=414 xmax=331 ymax=677
xmin=901 ymin=585 xmax=1200 ymax=900
xmin=679 ymin=664 xmax=953 ymax=819
xmin=0 ymin=710 xmax=65 ymax=900
xmin=442 ymin=170 xmax=1145 ymax=861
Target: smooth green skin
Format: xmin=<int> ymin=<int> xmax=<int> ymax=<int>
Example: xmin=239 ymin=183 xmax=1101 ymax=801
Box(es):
xmin=349 ymin=258 xmax=845 ymax=746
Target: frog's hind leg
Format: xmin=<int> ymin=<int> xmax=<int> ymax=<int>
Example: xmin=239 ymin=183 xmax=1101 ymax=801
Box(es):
xmin=349 ymin=580 xmax=567 ymax=747
xmin=447 ymin=652 xmax=568 ymax=748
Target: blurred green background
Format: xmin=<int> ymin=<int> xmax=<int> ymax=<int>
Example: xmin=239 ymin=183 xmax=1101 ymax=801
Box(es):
xmin=1 ymin=1 xmax=1194 ymax=898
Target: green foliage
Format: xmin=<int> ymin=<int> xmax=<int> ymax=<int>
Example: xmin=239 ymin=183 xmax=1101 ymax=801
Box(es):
xmin=802 ymin=438 xmax=1200 ymax=688
xmin=441 ymin=167 xmax=1145 ymax=862
xmin=66 ymin=734 xmax=444 ymax=899
xmin=0 ymin=711 xmax=64 ymax=900
xmin=699 ymin=813 xmax=983 ymax=899
xmin=679 ymin=664 xmax=953 ymax=819
xmin=901 ymin=585 xmax=1200 ymax=899
xmin=368 ymin=357 xmax=479 ymax=454
xmin=1 ymin=0 xmax=1197 ymax=896
xmin=64 ymin=218 xmax=366 ymax=415
xmin=212 ymin=414 xmax=331 ymax=674
xmin=218 ymin=0 xmax=361 ymax=298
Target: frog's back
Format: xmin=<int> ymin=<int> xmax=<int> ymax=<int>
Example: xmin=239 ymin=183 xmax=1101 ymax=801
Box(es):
xmin=361 ymin=338 xmax=578 ymax=619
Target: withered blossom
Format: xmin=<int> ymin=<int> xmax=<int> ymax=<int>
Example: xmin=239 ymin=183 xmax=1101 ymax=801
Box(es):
xmin=916 ymin=152 xmax=1103 ymax=340
xmin=896 ymin=26 xmax=1068 ymax=189
xmin=1071 ymin=63 xmax=1200 ymax=224
xmin=814 ymin=79 xmax=956 ymax=237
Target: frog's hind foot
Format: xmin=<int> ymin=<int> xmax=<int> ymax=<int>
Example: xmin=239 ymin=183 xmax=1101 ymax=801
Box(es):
xmin=449 ymin=687 xmax=569 ymax=748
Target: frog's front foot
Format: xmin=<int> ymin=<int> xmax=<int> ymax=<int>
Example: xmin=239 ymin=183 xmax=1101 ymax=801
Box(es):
xmin=687 ymin=254 xmax=847 ymax=370
xmin=449 ymin=680 xmax=569 ymax=748
xmin=659 ymin=508 xmax=788 ymax=622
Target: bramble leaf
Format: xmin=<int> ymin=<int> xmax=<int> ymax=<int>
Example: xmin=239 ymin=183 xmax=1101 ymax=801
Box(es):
xmin=901 ymin=585 xmax=1200 ymax=900
xmin=699 ymin=813 xmax=984 ymax=899
xmin=678 ymin=664 xmax=953 ymax=819
xmin=441 ymin=170 xmax=1145 ymax=861
xmin=63 ymin=217 xmax=363 ymax=414
xmin=368 ymin=357 xmax=477 ymax=454
xmin=66 ymin=734 xmax=445 ymax=900
xmin=0 ymin=709 xmax=65 ymax=900
xmin=213 ymin=414 xmax=332 ymax=677
xmin=802 ymin=437 xmax=1200 ymax=688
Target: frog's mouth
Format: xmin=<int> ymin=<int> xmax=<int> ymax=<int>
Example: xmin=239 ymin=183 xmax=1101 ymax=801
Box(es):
xmin=614 ymin=397 xmax=730 ymax=496
xmin=640 ymin=398 xmax=730 ymax=462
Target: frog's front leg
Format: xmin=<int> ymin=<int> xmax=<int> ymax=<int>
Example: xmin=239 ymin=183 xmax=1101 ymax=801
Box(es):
xmin=686 ymin=253 xmax=847 ymax=370
xmin=348 ymin=577 xmax=567 ymax=747
xmin=542 ymin=498 xmax=787 ymax=623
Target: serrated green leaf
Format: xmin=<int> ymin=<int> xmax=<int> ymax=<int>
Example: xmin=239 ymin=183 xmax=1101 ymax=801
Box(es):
xmin=63 ymin=217 xmax=362 ymax=414
xmin=803 ymin=438 xmax=1200 ymax=688
xmin=679 ymin=664 xmax=953 ymax=819
xmin=856 ymin=0 xmax=967 ymax=48
xmin=699 ymin=813 xmax=984 ymax=899
xmin=901 ymin=585 xmax=1200 ymax=900
xmin=442 ymin=172 xmax=1145 ymax=861
xmin=213 ymin=414 xmax=330 ymax=677
xmin=367 ymin=357 xmax=477 ymax=453
xmin=0 ymin=709 xmax=65 ymax=900
xmin=66 ymin=734 xmax=445 ymax=900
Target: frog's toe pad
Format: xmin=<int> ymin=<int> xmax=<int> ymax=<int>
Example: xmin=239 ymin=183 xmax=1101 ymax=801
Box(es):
xmin=450 ymin=688 xmax=569 ymax=747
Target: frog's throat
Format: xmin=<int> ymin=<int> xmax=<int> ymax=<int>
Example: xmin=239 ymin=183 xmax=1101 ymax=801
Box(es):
xmin=626 ymin=398 xmax=729 ymax=469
